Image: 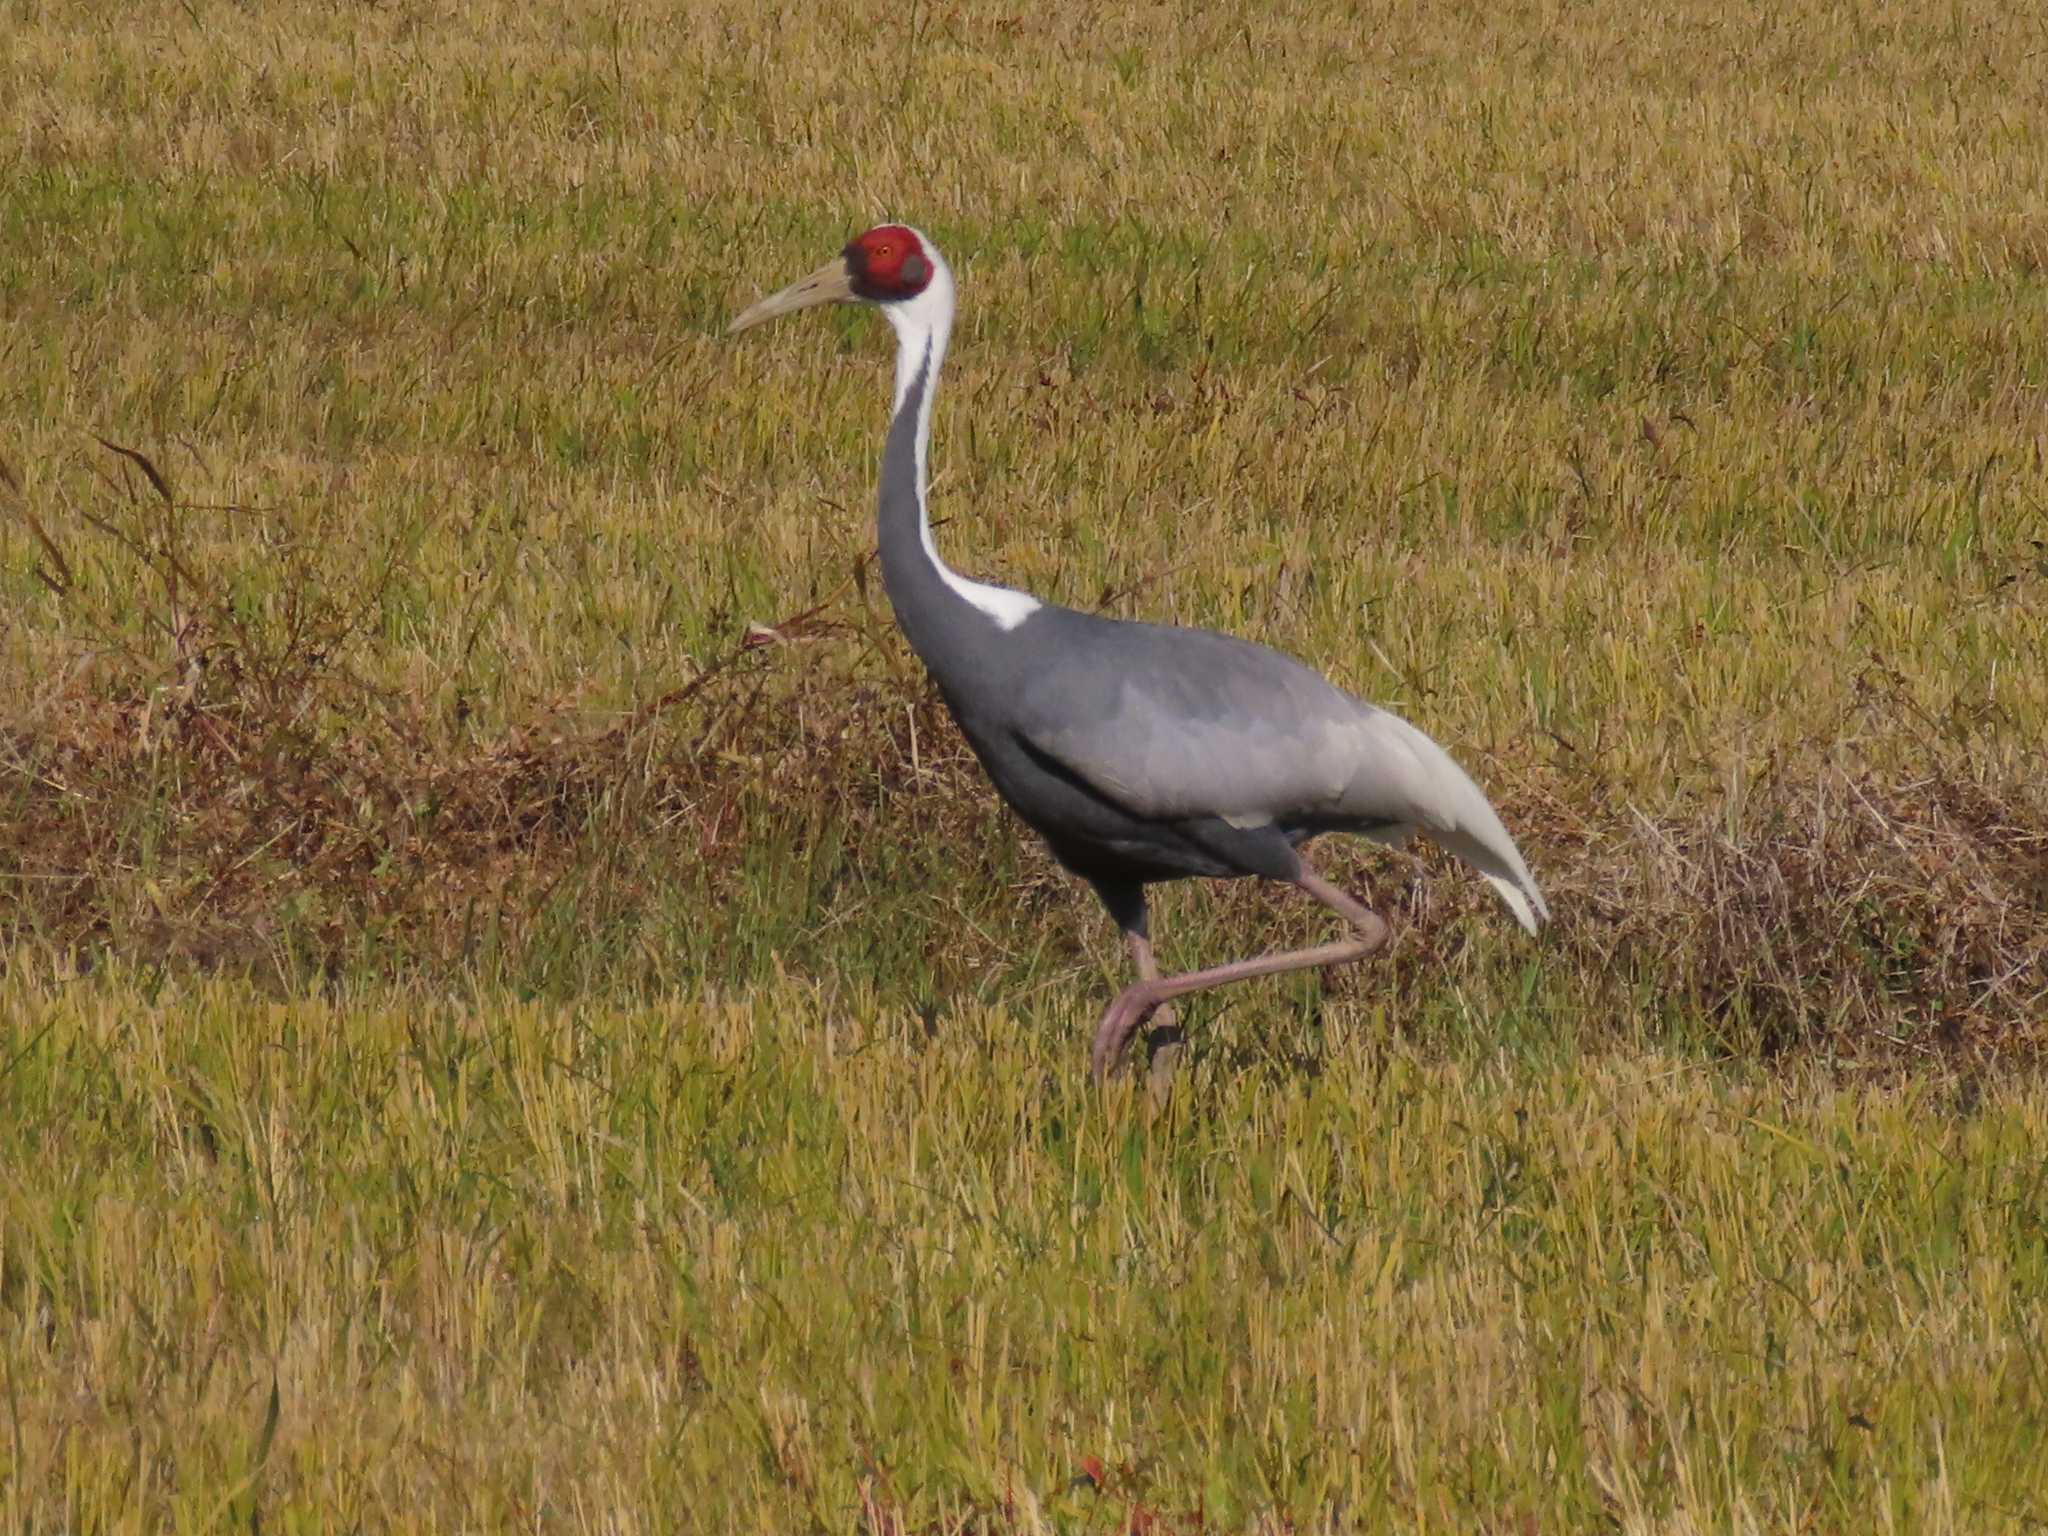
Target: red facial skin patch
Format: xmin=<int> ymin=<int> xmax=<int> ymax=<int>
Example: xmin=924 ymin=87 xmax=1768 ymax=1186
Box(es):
xmin=845 ymin=224 xmax=933 ymax=301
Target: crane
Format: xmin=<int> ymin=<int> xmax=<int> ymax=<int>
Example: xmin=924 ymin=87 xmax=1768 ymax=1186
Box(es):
xmin=729 ymin=224 xmax=1549 ymax=1081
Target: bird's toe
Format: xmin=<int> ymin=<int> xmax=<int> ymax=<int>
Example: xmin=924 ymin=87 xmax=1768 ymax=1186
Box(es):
xmin=1091 ymin=984 xmax=1161 ymax=1083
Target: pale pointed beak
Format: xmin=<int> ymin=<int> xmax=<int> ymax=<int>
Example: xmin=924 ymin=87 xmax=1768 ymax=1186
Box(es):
xmin=726 ymin=258 xmax=857 ymax=335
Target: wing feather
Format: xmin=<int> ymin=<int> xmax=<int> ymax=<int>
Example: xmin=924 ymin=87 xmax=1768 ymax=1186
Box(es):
xmin=1011 ymin=622 xmax=1365 ymax=823
xmin=1006 ymin=614 xmax=1550 ymax=931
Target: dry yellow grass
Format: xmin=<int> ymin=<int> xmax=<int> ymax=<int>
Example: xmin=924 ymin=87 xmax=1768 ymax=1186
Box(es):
xmin=3 ymin=0 xmax=2047 ymax=1526
xmin=5 ymin=960 xmax=2047 ymax=1531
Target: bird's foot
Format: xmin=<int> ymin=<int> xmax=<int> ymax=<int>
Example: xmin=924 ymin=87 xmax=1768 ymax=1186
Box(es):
xmin=1142 ymin=1005 xmax=1184 ymax=1108
xmin=1091 ymin=982 xmax=1163 ymax=1083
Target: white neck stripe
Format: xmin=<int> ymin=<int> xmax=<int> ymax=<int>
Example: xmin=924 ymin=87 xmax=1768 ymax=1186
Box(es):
xmin=882 ymin=239 xmax=1042 ymax=634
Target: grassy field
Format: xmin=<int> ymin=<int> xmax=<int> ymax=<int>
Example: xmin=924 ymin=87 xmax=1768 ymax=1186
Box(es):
xmin=3 ymin=0 xmax=2046 ymax=1527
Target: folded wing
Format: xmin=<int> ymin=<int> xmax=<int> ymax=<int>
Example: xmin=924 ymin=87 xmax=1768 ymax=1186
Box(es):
xmin=1008 ymin=617 xmax=1549 ymax=932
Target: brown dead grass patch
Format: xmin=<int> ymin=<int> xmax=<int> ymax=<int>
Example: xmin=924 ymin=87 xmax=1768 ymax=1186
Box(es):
xmin=4 ymin=446 xmax=2042 ymax=1059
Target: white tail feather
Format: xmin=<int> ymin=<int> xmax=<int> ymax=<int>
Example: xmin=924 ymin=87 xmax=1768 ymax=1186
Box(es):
xmin=1348 ymin=709 xmax=1550 ymax=935
xmin=1442 ymin=833 xmax=1549 ymax=936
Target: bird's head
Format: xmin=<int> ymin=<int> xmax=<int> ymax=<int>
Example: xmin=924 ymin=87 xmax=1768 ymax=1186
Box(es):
xmin=727 ymin=224 xmax=945 ymax=335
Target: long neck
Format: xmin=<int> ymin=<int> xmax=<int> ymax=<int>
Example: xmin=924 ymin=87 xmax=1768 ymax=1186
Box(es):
xmin=877 ymin=294 xmax=1038 ymax=671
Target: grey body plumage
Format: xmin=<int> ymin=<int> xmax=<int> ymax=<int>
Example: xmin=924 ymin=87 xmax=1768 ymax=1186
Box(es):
xmin=731 ymin=225 xmax=1548 ymax=1079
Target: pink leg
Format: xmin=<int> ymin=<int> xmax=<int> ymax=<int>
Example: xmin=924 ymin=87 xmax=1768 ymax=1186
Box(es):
xmin=1127 ymin=931 xmax=1185 ymax=1102
xmin=1090 ymin=865 xmax=1391 ymax=1082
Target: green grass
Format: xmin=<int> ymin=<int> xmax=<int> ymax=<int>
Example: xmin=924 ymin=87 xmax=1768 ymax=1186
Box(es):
xmin=2 ymin=0 xmax=2047 ymax=1525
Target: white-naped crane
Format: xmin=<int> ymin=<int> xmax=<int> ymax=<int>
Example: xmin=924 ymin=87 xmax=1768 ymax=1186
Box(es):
xmin=730 ymin=225 xmax=1548 ymax=1081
